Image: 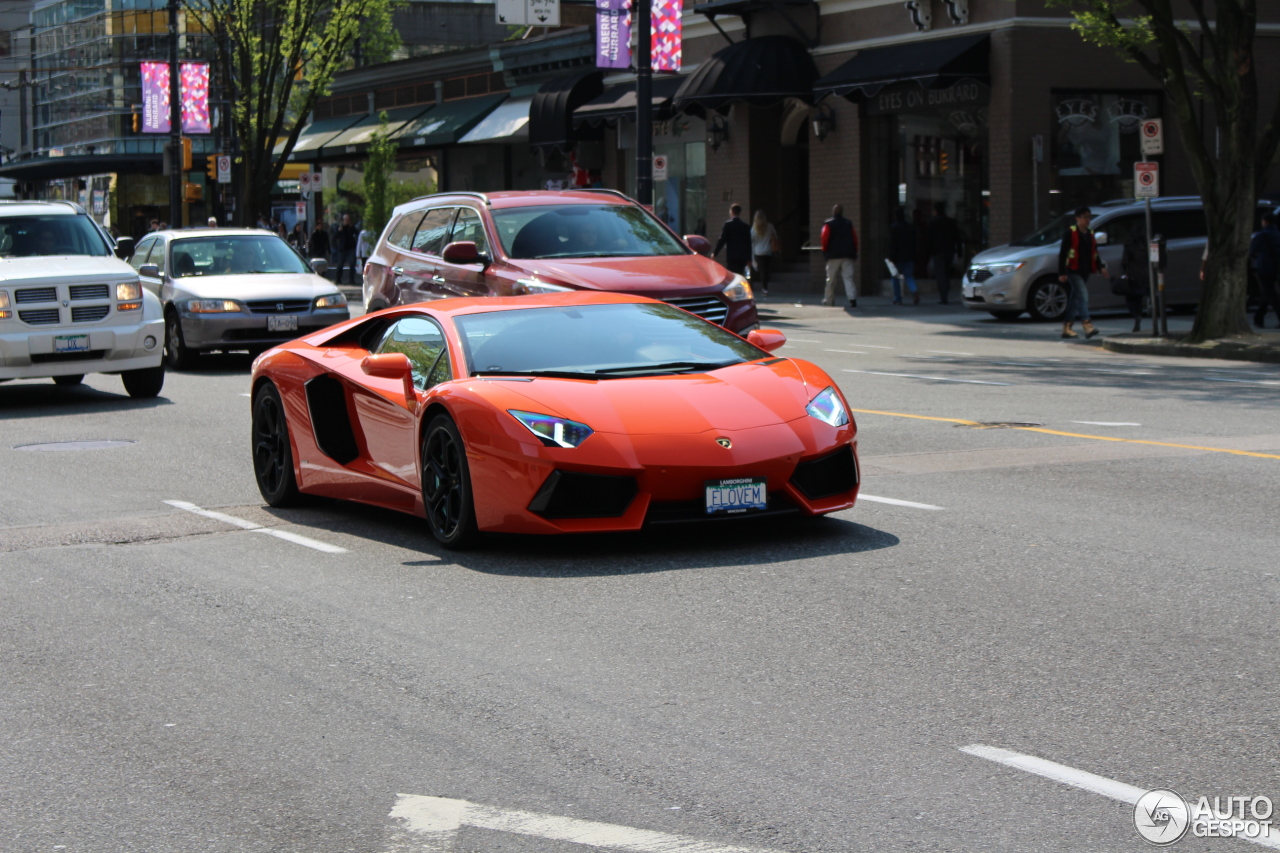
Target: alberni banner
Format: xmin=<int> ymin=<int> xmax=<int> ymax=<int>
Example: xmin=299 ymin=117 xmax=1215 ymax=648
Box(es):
xmin=180 ymin=62 xmax=211 ymax=134
xmin=140 ymin=61 xmax=170 ymax=133
xmin=595 ymin=0 xmax=631 ymax=70
xmin=651 ymin=0 xmax=681 ymax=72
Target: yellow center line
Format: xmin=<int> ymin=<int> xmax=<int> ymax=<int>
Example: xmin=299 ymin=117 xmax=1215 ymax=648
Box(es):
xmin=848 ymin=408 xmax=1280 ymax=460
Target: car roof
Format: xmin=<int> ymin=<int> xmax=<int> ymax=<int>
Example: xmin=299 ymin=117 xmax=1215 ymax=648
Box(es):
xmin=398 ymin=189 xmax=635 ymax=214
xmin=0 ymin=200 xmax=86 ymax=216
xmin=160 ymin=228 xmax=285 ymax=238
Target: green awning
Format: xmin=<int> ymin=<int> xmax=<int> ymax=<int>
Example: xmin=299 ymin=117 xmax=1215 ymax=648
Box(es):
xmin=392 ymin=95 xmax=507 ymax=148
xmin=315 ymin=106 xmax=435 ymax=159
xmin=278 ymin=115 xmax=365 ymax=159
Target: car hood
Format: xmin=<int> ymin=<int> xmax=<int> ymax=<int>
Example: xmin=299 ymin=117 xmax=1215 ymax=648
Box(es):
xmin=969 ymin=244 xmax=1049 ymax=266
xmin=508 ymin=254 xmax=731 ymax=296
xmin=0 ymin=255 xmax=136 ymax=285
xmin=474 ymin=358 xmax=821 ymax=435
xmin=175 ymin=272 xmax=338 ymax=299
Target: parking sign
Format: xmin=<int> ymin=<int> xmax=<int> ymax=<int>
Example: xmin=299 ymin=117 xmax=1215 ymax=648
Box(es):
xmin=216 ymin=155 xmax=231 ymax=184
xmin=1134 ymin=162 xmax=1159 ymax=199
xmin=1140 ymin=119 xmax=1164 ymax=156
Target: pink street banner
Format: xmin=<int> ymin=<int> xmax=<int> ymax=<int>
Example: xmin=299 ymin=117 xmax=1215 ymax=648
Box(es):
xmin=180 ymin=62 xmax=211 ymax=134
xmin=140 ymin=61 xmax=170 ymax=133
xmin=596 ymin=0 xmax=631 ymax=70
xmin=651 ymin=0 xmax=681 ymax=71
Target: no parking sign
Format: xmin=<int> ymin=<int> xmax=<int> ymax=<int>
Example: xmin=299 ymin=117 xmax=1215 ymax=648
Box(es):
xmin=1134 ymin=162 xmax=1159 ymax=199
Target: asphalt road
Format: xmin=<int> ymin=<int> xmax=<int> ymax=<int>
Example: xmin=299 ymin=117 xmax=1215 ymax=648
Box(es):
xmin=3 ymin=299 xmax=1279 ymax=853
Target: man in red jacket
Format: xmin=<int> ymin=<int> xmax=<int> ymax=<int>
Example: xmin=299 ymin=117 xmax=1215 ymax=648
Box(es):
xmin=822 ymin=204 xmax=858 ymax=308
xmin=1057 ymin=206 xmax=1109 ymax=339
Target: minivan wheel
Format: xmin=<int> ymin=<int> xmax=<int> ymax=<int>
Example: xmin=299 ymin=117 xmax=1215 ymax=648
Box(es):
xmin=1028 ymin=277 xmax=1070 ymax=322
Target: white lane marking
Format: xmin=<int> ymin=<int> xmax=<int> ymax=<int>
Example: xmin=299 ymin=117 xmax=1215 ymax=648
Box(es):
xmin=824 ymin=349 xmax=868 ymax=354
xmin=164 ymin=500 xmax=346 ymax=554
xmin=386 ymin=794 xmax=784 ymax=853
xmin=858 ymin=494 xmax=945 ymax=510
xmin=843 ymin=369 xmax=1012 ymax=386
xmin=1205 ymin=377 xmax=1280 ymax=386
xmin=1071 ymin=421 xmax=1142 ymax=426
xmin=926 ymin=349 xmax=975 ymax=355
xmin=1083 ymin=368 xmax=1154 ymax=375
xmin=239 ymin=393 xmax=251 ymax=397
xmin=961 ymin=744 xmax=1280 ymax=850
xmin=856 ymin=344 xmax=894 ymax=349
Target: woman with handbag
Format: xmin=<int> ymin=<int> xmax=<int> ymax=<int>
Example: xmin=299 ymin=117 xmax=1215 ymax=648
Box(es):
xmin=751 ymin=210 xmax=780 ymax=296
xmin=1119 ymin=231 xmax=1149 ymax=333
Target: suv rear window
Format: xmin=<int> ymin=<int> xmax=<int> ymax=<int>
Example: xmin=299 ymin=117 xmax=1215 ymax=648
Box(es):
xmin=0 ymin=215 xmax=112 ymax=257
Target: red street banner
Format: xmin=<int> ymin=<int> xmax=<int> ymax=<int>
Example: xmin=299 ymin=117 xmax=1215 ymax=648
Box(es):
xmin=651 ymin=0 xmax=682 ymax=71
xmin=140 ymin=62 xmax=169 ymax=133
xmin=180 ymin=62 xmax=211 ymax=134
xmin=139 ymin=61 xmax=211 ymax=134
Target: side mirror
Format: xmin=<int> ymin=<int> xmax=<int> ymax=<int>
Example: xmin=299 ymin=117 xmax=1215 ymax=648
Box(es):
xmin=115 ymin=236 xmax=135 ymax=260
xmin=139 ymin=263 xmax=159 ymax=278
xmin=310 ymin=258 xmax=330 ymax=275
xmin=361 ymin=352 xmax=417 ymax=407
xmin=685 ymin=234 xmax=712 ymax=256
xmin=441 ymin=240 xmax=484 ymax=265
xmin=747 ymin=328 xmax=787 ymax=353
xmin=1094 ymin=231 xmax=1108 ymax=246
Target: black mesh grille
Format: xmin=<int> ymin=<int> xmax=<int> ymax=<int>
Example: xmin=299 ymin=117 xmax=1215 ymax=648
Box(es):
xmin=970 ymin=269 xmax=993 ymax=283
xmin=528 ymin=471 xmax=637 ymax=519
xmin=664 ymin=295 xmax=729 ymax=325
xmin=789 ymin=445 xmax=858 ymax=500
xmin=72 ymin=305 xmax=110 ymax=322
xmin=70 ymin=284 xmax=110 ymax=300
xmin=19 ymin=308 xmax=60 ymax=325
xmin=15 ymin=287 xmax=57 ymax=304
xmin=646 ymin=491 xmax=799 ymax=525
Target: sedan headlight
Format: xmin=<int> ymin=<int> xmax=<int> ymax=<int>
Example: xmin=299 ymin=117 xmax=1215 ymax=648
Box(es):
xmin=0 ymin=290 xmax=10 ymax=319
xmin=314 ymin=293 xmax=347 ymax=309
xmin=806 ymin=386 xmax=849 ymax=427
xmin=187 ymin=299 xmax=243 ymax=313
xmin=722 ymin=274 xmax=753 ymax=302
xmin=508 ymin=410 xmax=594 ymax=448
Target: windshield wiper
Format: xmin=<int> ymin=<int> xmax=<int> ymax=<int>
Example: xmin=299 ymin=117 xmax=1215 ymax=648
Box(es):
xmin=593 ymin=359 xmax=739 ymax=376
xmin=470 ymin=369 xmax=599 ymax=380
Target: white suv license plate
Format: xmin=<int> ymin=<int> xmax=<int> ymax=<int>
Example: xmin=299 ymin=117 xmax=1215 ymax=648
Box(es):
xmin=54 ymin=334 xmax=90 ymax=353
xmin=705 ymin=477 xmax=768 ymax=515
xmin=267 ymin=315 xmax=298 ymax=332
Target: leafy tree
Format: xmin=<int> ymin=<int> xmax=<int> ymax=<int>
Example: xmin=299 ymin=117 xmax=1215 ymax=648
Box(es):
xmin=186 ymin=0 xmax=402 ymax=229
xmin=361 ymin=115 xmax=396 ymax=238
xmin=1049 ymin=0 xmax=1280 ymax=340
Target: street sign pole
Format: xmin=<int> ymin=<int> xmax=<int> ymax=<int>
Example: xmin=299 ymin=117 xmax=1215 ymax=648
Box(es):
xmin=635 ymin=0 xmax=652 ymax=207
xmin=167 ymin=0 xmax=182 ymax=227
xmin=1145 ymin=198 xmax=1158 ymax=336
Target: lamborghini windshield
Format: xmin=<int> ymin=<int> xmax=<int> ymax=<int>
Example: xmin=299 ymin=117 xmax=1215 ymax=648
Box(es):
xmin=456 ymin=303 xmax=763 ymax=378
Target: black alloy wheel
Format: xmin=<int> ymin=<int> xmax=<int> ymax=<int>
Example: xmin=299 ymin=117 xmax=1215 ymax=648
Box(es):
xmin=1028 ymin=277 xmax=1071 ymax=322
xmin=421 ymin=414 xmax=478 ymax=549
xmin=165 ymin=310 xmax=198 ymax=370
xmin=252 ymin=382 xmax=302 ymax=506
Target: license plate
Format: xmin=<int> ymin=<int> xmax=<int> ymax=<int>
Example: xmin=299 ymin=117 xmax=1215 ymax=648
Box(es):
xmin=267 ymin=315 xmax=298 ymax=332
xmin=54 ymin=334 xmax=90 ymax=353
xmin=963 ymin=285 xmax=976 ymax=297
xmin=705 ymin=477 xmax=768 ymax=515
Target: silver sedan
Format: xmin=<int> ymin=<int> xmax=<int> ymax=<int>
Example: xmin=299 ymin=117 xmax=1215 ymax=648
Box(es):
xmin=135 ymin=229 xmax=350 ymax=369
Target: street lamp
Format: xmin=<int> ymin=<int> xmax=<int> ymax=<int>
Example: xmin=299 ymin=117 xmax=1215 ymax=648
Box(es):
xmin=811 ymin=104 xmax=835 ymax=142
xmin=706 ymin=114 xmax=728 ymax=152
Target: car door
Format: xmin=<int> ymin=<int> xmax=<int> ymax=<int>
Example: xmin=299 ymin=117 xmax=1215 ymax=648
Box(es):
xmin=1153 ymin=208 xmax=1207 ymax=305
xmin=1093 ymin=213 xmax=1143 ymax=308
xmin=408 ymin=208 xmax=458 ymax=299
xmin=345 ymin=315 xmax=452 ymax=499
xmin=379 ymin=210 xmax=428 ymax=306
xmin=435 ymin=206 xmax=498 ymax=298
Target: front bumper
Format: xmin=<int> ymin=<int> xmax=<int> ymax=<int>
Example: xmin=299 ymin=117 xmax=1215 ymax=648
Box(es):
xmin=961 ymin=270 xmax=1029 ymax=311
xmin=0 ymin=315 xmax=164 ymax=379
xmin=181 ymin=307 xmax=351 ymax=350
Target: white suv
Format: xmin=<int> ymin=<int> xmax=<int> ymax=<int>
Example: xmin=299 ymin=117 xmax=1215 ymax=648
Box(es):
xmin=0 ymin=201 xmax=165 ymax=397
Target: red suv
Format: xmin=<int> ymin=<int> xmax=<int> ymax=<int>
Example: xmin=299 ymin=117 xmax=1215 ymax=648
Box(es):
xmin=361 ymin=190 xmax=759 ymax=333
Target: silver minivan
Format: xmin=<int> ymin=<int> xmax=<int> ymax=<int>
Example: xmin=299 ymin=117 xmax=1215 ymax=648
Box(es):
xmin=962 ymin=198 xmax=1274 ymax=321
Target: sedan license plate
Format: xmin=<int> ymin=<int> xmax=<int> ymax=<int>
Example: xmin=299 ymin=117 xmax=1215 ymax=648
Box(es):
xmin=54 ymin=334 xmax=90 ymax=353
xmin=267 ymin=315 xmax=298 ymax=332
xmin=705 ymin=477 xmax=768 ymax=515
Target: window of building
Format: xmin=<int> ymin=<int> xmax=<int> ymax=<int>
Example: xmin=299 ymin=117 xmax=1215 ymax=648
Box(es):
xmin=1050 ymin=91 xmax=1162 ymax=214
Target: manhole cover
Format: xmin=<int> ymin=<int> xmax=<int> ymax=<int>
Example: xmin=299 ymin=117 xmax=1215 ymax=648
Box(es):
xmin=957 ymin=422 xmax=1044 ymax=430
xmin=14 ymin=439 xmax=138 ymax=452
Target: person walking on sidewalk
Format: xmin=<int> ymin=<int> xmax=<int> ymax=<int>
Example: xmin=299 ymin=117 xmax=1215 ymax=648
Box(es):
xmin=1250 ymin=211 xmax=1280 ymax=329
xmin=356 ymin=223 xmax=375 ymax=285
xmin=333 ymin=213 xmax=359 ymax=284
xmin=1057 ymin=206 xmax=1109 ymax=339
xmin=927 ymin=201 xmax=961 ymax=305
xmin=822 ymin=204 xmax=858 ymax=308
xmin=750 ymin=210 xmax=779 ymax=296
xmin=308 ymin=221 xmax=330 ymax=263
xmin=1120 ymin=231 xmax=1150 ymax=333
xmin=713 ymin=204 xmax=753 ymax=275
xmin=889 ymin=206 xmax=919 ymax=305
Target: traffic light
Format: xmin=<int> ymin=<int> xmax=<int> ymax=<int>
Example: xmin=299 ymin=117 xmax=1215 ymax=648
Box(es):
xmin=131 ymin=108 xmax=139 ymax=133
xmin=939 ymin=148 xmax=950 ymax=173
xmin=181 ymin=137 xmax=192 ymax=171
xmin=206 ymin=153 xmax=219 ymax=183
xmin=184 ymin=181 xmax=202 ymax=202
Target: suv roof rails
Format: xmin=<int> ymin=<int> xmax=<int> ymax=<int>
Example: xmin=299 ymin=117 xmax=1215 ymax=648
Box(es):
xmin=409 ymin=191 xmax=490 ymax=205
xmin=569 ymin=188 xmax=633 ymax=202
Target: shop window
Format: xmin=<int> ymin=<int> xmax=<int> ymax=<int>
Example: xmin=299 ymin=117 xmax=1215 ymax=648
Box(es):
xmin=1050 ymin=91 xmax=1161 ymax=212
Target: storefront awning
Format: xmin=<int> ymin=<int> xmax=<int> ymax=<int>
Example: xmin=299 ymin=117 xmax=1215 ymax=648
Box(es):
xmin=393 ymin=95 xmax=508 ymax=149
xmin=673 ymin=35 xmax=817 ymax=116
xmin=458 ymin=96 xmax=534 ymax=144
xmin=573 ymin=76 xmax=684 ymax=127
xmin=813 ymin=33 xmax=990 ymax=100
xmin=529 ymin=69 xmax=604 ymax=153
xmin=314 ymin=106 xmax=435 ymax=159
xmin=0 ymin=153 xmax=163 ymax=181
xmin=280 ymin=114 xmax=366 ymax=159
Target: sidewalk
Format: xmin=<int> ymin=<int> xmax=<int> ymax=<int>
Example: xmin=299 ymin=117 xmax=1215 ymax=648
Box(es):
xmin=1102 ymin=330 xmax=1280 ymax=364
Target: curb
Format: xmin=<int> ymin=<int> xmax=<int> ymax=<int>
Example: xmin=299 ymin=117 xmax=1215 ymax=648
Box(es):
xmin=1102 ymin=334 xmax=1280 ymax=364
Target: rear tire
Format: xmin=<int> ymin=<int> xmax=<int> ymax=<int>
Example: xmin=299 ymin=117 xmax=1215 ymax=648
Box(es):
xmin=252 ymin=382 xmax=303 ymax=506
xmin=165 ymin=310 xmax=199 ymax=370
xmin=421 ymin=414 xmax=479 ymax=550
xmin=122 ymin=365 xmax=165 ymax=398
xmin=53 ymin=374 xmax=84 ymax=386
xmin=1027 ymin=277 xmax=1070 ymax=322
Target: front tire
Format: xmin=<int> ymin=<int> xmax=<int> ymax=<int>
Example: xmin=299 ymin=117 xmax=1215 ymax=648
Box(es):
xmin=252 ymin=382 xmax=302 ymax=506
xmin=53 ymin=374 xmax=84 ymax=386
xmin=165 ymin=310 xmax=199 ymax=370
xmin=1027 ymin=277 xmax=1070 ymax=322
xmin=122 ymin=365 xmax=165 ymax=398
xmin=421 ymin=414 xmax=479 ymax=549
